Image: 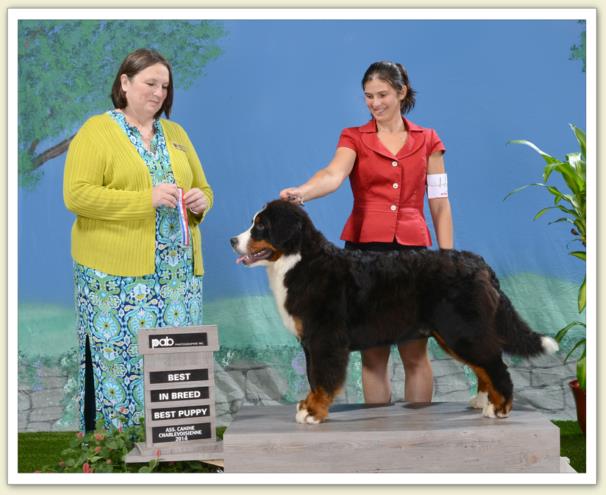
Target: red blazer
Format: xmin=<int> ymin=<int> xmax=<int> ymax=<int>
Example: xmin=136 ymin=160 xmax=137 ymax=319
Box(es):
xmin=337 ymin=117 xmax=446 ymax=246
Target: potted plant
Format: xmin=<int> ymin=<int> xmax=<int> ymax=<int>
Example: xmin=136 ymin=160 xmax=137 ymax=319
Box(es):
xmin=506 ymin=124 xmax=586 ymax=433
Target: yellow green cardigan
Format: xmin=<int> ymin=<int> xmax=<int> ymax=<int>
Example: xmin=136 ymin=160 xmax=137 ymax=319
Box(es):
xmin=63 ymin=113 xmax=213 ymax=276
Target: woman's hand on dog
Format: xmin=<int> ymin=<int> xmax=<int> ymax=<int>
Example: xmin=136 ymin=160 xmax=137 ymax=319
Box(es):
xmin=279 ymin=187 xmax=305 ymax=205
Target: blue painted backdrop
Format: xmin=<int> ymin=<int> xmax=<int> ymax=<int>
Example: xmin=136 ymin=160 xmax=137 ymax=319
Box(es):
xmin=18 ymin=20 xmax=586 ymax=413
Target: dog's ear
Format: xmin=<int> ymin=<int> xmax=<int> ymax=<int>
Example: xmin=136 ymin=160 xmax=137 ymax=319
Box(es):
xmin=273 ymin=218 xmax=303 ymax=252
xmin=268 ymin=206 xmax=304 ymax=253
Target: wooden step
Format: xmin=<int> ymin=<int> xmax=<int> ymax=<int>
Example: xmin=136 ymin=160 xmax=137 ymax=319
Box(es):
xmin=223 ymin=401 xmax=560 ymax=473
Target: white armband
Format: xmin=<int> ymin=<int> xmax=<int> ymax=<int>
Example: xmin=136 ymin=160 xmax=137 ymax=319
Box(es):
xmin=427 ymin=173 xmax=448 ymax=199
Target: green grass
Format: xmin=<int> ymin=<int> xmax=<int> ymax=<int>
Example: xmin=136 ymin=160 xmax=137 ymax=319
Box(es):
xmin=552 ymin=420 xmax=586 ymax=473
xmin=18 ymin=422 xmax=585 ymax=473
xmin=19 ymin=427 xmax=226 ymax=473
xmin=19 ymin=432 xmax=75 ymax=473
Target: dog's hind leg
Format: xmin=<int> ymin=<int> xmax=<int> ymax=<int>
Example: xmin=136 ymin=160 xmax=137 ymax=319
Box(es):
xmin=471 ymin=358 xmax=513 ymax=418
xmin=432 ymin=331 xmax=487 ymax=409
xmin=296 ymin=344 xmax=349 ymax=424
xmin=468 ymin=372 xmax=490 ymax=410
xmin=432 ymin=331 xmax=513 ymax=418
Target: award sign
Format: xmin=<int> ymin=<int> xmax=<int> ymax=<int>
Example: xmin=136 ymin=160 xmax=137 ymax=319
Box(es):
xmin=125 ymin=325 xmax=223 ymax=464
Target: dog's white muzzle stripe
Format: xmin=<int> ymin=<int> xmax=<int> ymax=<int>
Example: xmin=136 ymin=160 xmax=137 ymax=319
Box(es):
xmin=234 ymin=229 xmax=251 ymax=254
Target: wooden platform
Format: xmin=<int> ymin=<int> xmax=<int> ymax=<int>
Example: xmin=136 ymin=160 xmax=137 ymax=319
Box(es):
xmin=223 ymin=402 xmax=560 ymax=473
xmin=125 ymin=440 xmax=223 ymax=464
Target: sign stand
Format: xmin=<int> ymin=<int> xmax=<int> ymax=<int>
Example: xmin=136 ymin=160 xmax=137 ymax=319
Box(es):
xmin=125 ymin=325 xmax=223 ymax=464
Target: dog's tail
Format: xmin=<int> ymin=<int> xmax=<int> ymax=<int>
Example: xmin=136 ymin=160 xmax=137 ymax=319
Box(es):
xmin=496 ymin=291 xmax=559 ymax=356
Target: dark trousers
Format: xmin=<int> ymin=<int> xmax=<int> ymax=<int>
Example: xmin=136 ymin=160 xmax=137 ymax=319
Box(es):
xmin=344 ymin=240 xmax=427 ymax=252
xmin=84 ymin=335 xmax=96 ymax=432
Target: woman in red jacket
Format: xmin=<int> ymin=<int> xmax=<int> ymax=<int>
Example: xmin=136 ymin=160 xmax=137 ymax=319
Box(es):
xmin=280 ymin=61 xmax=453 ymax=404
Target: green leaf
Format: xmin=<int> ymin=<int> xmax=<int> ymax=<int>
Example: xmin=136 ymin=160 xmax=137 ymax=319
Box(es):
xmin=544 ymin=185 xmax=567 ymax=204
xmin=554 ymin=204 xmax=579 ymax=216
xmin=578 ymin=277 xmax=586 ymax=313
xmin=503 ymin=184 xmax=531 ymax=201
xmin=94 ymin=463 xmax=113 ymax=473
xmin=576 ymin=355 xmax=586 ymax=390
xmin=547 ymin=217 xmax=574 ymax=226
xmin=105 ymin=439 xmax=118 ymax=450
xmin=558 ymin=159 xmax=585 ymax=196
xmin=503 ymin=182 xmax=549 ymax=201
xmin=69 ymin=435 xmax=83 ymax=448
xmin=533 ymin=207 xmax=555 ymax=221
xmin=566 ymin=152 xmax=582 ymax=169
xmin=564 ymin=338 xmax=586 ymax=363
xmin=508 ymin=139 xmax=560 ymax=165
xmin=507 ymin=126 xmax=586 ymax=246
xmin=570 ymin=251 xmax=586 ymax=261
xmin=543 ymin=160 xmax=567 ymax=182
xmin=570 ymin=124 xmax=586 ymax=160
xmin=554 ymin=320 xmax=586 ymax=342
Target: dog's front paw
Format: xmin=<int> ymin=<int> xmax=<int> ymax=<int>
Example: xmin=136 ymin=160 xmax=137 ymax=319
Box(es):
xmin=481 ymin=398 xmax=511 ymax=419
xmin=494 ymin=400 xmax=512 ymax=418
xmin=495 ymin=408 xmax=510 ymax=418
xmin=469 ymin=391 xmax=489 ymax=410
xmin=295 ymin=401 xmax=321 ymax=424
xmin=482 ymin=402 xmax=496 ymax=418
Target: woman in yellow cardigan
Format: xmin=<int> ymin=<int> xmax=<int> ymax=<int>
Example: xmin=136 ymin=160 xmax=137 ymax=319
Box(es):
xmin=64 ymin=49 xmax=213 ymax=431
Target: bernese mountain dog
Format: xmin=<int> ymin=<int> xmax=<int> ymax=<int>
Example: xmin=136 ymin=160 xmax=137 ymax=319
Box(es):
xmin=230 ymin=200 xmax=559 ymax=424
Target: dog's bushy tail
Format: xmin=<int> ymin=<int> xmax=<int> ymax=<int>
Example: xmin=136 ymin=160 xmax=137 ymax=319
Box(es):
xmin=496 ymin=291 xmax=559 ymax=357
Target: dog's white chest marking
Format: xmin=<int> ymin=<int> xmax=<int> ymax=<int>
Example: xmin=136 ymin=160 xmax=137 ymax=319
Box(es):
xmin=267 ymin=254 xmax=302 ymax=336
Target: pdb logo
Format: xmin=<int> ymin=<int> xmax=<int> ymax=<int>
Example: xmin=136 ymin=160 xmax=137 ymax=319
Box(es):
xmin=151 ymin=337 xmax=175 ymax=349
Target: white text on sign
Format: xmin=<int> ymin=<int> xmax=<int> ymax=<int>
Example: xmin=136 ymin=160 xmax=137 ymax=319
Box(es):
xmin=168 ymin=373 xmax=191 ymax=381
xmin=153 ymin=407 xmax=209 ymax=420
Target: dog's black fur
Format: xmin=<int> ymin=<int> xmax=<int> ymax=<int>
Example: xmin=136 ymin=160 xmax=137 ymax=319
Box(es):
xmin=231 ymin=200 xmax=557 ymax=423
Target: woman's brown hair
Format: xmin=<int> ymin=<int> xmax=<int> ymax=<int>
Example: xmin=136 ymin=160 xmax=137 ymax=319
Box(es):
xmin=362 ymin=61 xmax=416 ymax=115
xmin=111 ymin=48 xmax=174 ymax=119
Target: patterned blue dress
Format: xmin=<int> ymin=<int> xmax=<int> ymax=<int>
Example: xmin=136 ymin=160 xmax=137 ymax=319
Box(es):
xmin=74 ymin=110 xmax=203 ymax=431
